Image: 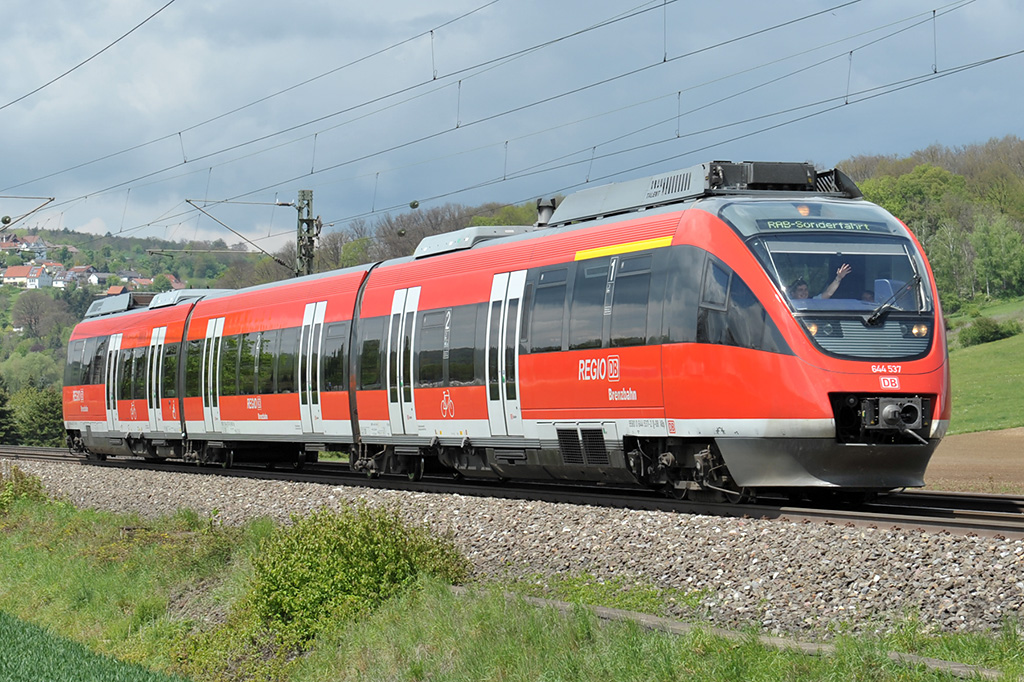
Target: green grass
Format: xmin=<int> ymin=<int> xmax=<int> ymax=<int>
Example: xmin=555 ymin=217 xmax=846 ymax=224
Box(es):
xmin=948 ymin=320 xmax=1024 ymax=434
xmin=2 ymin=468 xmax=1023 ymax=681
xmin=293 ymin=582 xmax=1017 ymax=682
xmin=0 ymin=611 xmax=189 ymax=682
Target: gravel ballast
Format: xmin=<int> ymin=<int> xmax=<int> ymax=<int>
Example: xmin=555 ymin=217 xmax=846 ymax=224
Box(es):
xmin=6 ymin=459 xmax=1023 ymax=637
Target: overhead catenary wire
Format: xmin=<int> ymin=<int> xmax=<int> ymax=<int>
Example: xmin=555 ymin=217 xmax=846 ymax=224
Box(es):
xmin=0 ymin=0 xmax=655 ymax=194
xmin=15 ymin=0 xmax=1004 ymax=251
xmin=106 ymin=41 xmax=1016 ymax=248
xmin=0 ymin=0 xmax=179 ymax=113
xmin=20 ymin=0 xmax=867 ymax=221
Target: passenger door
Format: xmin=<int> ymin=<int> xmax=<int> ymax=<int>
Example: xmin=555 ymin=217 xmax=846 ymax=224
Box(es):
xmin=486 ymin=270 xmax=526 ymax=437
xmin=104 ymin=333 xmax=122 ymax=434
xmin=146 ymin=326 xmax=167 ymax=434
xmin=298 ymin=301 xmax=327 ymax=435
xmin=202 ymin=317 xmax=225 ymax=433
xmin=386 ymin=287 xmax=420 ymax=436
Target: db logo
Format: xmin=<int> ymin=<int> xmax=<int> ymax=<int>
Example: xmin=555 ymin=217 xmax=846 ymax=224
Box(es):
xmin=607 ymin=355 xmax=620 ymax=381
xmin=879 ymin=376 xmax=900 ymax=390
xmin=578 ymin=355 xmax=620 ymax=382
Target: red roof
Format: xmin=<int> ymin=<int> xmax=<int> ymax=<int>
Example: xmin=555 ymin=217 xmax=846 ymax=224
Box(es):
xmin=3 ymin=265 xmax=32 ymax=278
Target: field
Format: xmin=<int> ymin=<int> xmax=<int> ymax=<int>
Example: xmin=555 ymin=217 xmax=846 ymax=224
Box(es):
xmin=0 ymin=612 xmax=187 ymax=682
xmin=927 ymin=427 xmax=1024 ymax=494
xmin=930 ymin=298 xmax=1024 ymax=492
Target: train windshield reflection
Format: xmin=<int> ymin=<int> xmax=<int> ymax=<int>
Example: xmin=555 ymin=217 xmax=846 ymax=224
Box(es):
xmin=716 ymin=199 xmax=932 ymax=313
xmin=760 ymin=237 xmax=931 ymax=313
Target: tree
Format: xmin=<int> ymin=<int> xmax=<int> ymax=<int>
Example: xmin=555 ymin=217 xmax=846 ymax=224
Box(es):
xmin=0 ymin=380 xmax=19 ymax=445
xmin=11 ymin=290 xmax=60 ymax=338
xmin=927 ymin=220 xmax=975 ymax=302
xmin=152 ymin=274 xmax=173 ymax=292
xmin=971 ymin=213 xmax=1024 ymax=297
xmin=860 ymin=164 xmax=969 ymax=241
xmin=10 ymin=386 xmax=65 ymax=447
xmin=0 ymin=352 xmax=62 ymax=393
xmin=470 ymin=201 xmax=539 ymax=227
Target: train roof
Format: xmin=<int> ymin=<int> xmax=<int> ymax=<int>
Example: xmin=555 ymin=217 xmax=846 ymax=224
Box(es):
xmin=547 ymin=161 xmax=862 ymax=227
xmin=411 ymin=161 xmax=862 ymax=259
xmin=83 ymin=289 xmax=233 ymax=320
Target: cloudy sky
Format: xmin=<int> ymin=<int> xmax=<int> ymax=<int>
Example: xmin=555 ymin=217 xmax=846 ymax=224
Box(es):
xmin=1 ymin=0 xmax=1020 ymax=253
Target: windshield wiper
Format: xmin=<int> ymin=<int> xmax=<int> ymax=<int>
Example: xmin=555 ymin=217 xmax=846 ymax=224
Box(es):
xmin=865 ymin=274 xmax=921 ymax=326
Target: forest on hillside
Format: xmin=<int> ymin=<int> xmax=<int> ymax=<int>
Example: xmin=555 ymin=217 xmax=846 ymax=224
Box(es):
xmin=1 ymin=135 xmax=1022 ymax=445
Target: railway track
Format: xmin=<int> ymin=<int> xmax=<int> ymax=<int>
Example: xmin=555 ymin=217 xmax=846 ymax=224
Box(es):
xmin=4 ymin=446 xmax=1024 ymax=538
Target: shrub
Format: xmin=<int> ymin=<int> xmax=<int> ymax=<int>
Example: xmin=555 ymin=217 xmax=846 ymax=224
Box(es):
xmin=960 ymin=316 xmax=1022 ymax=347
xmin=962 ymin=304 xmax=982 ymax=318
xmin=248 ymin=504 xmax=469 ymax=646
xmin=0 ymin=464 xmax=47 ymax=513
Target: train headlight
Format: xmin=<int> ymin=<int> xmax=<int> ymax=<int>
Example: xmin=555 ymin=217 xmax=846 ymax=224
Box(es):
xmin=804 ymin=321 xmax=818 ymax=336
xmin=901 ymin=323 xmax=930 ymax=338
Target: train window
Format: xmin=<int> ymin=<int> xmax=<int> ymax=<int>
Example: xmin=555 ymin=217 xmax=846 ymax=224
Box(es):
xmin=321 ymin=323 xmax=349 ymax=392
xmin=161 ymin=343 xmax=179 ymax=399
xmin=257 ymin=330 xmax=277 ymax=394
xmin=487 ymin=301 xmax=502 ymax=400
xmin=387 ymin=313 xmax=401 ymax=402
xmin=238 ymin=333 xmax=259 ymax=395
xmin=220 ymin=335 xmax=240 ymax=397
xmin=184 ymin=339 xmax=203 ymax=398
xmin=662 ymin=246 xmax=703 ymax=344
xmin=610 ymin=255 xmax=652 ymax=347
xmin=276 ymin=327 xmax=299 ymax=394
xmin=530 ymin=268 xmax=567 ymax=353
xmin=117 ymin=349 xmax=132 ymax=400
xmin=725 ymin=278 xmax=784 ymax=353
xmin=695 ymin=265 xmax=787 ymax=354
xmin=131 ymin=346 xmax=148 ymax=401
xmin=64 ymin=339 xmax=87 ymax=387
xmin=118 ymin=349 xmax=133 ymax=400
xmin=417 ymin=310 xmax=447 ymax=388
xmin=449 ymin=304 xmax=479 ymax=386
xmin=358 ymin=316 xmax=385 ymax=390
xmin=569 ymin=260 xmax=610 ymax=350
xmin=504 ymin=298 xmax=519 ymax=400
xmin=519 ymin=283 xmax=533 ymax=350
xmin=402 ymin=312 xmax=414 ymax=403
xmin=701 ymin=259 xmax=731 ymax=310
xmin=89 ymin=337 xmax=108 ymax=385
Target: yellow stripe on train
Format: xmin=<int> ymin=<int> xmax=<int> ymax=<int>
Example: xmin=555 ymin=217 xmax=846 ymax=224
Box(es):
xmin=573 ymin=235 xmax=673 ymax=261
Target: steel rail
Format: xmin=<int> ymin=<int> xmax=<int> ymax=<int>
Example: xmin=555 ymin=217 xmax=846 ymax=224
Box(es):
xmin=2 ymin=446 xmax=1023 ymax=537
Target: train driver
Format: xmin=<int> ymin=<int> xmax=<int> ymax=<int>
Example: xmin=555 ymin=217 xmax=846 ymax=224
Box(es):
xmin=790 ymin=263 xmax=852 ymax=300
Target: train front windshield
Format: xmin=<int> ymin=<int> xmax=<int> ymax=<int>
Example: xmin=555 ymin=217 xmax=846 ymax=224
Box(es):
xmin=717 ymin=199 xmax=934 ymax=314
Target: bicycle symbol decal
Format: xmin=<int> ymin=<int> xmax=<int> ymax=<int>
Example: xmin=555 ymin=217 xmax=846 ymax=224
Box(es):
xmin=440 ymin=390 xmax=455 ymax=418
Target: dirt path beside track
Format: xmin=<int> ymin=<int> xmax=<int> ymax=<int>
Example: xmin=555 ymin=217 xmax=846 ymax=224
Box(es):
xmin=926 ymin=427 xmax=1024 ymax=493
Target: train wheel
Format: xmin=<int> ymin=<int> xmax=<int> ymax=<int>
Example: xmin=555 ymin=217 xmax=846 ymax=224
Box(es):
xmin=407 ymin=456 xmax=425 ymax=482
xmin=665 ymin=484 xmax=688 ymax=500
xmin=724 ymin=486 xmax=753 ymax=504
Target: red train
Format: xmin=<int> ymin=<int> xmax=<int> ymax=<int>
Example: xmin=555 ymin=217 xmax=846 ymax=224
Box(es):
xmin=63 ymin=161 xmax=951 ymax=500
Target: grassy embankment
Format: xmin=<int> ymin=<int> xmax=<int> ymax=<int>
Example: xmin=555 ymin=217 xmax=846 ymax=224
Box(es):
xmin=1 ymin=464 xmax=1022 ymax=681
xmin=946 ymin=296 xmax=1024 ymax=434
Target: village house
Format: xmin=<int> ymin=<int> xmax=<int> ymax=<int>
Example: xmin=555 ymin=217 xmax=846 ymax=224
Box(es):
xmin=18 ymin=235 xmax=48 ymax=260
xmin=88 ymin=272 xmax=115 ymax=287
xmin=1 ymin=264 xmax=53 ymax=288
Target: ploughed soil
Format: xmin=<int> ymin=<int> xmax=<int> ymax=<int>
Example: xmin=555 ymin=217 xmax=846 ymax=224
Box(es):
xmin=925 ymin=427 xmax=1024 ymax=494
